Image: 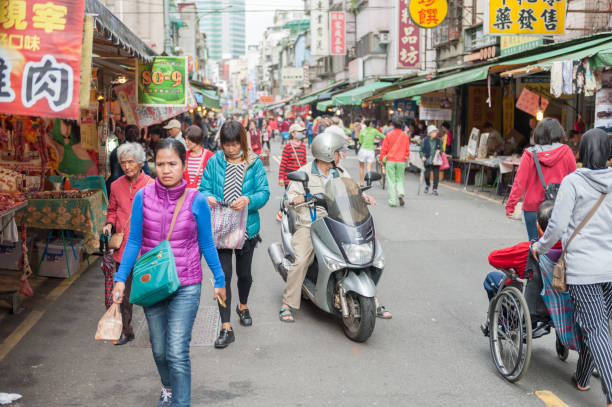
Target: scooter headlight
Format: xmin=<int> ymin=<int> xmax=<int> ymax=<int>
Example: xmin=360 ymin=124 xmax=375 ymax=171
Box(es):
xmin=342 ymin=242 xmax=374 ymax=265
xmin=324 ymin=256 xmax=347 ymax=272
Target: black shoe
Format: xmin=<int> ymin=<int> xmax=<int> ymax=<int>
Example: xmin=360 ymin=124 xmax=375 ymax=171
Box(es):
xmin=236 ymin=305 xmax=253 ymax=327
xmin=398 ymin=196 xmax=405 ymax=207
xmin=532 ymin=321 xmax=551 ymax=339
xmin=424 ymin=186 xmax=429 ymax=194
xmin=214 ymin=329 xmax=235 ymax=348
xmin=114 ymin=333 xmax=135 ymax=346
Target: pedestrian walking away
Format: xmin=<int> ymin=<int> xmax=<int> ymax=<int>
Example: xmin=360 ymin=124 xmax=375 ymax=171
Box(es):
xmin=104 ymin=142 xmax=152 ymax=345
xmin=380 ymin=119 xmax=411 ymax=207
xmin=506 ymin=118 xmax=576 ymax=240
xmin=183 ymin=125 xmax=214 ymax=189
xmin=532 ymin=128 xmax=612 ymax=407
xmin=112 ymin=138 xmax=226 ymax=407
xmin=420 ymin=125 xmax=442 ymax=196
xmin=200 ymin=120 xmax=270 ymax=348
xmin=358 ymin=119 xmax=384 ymax=186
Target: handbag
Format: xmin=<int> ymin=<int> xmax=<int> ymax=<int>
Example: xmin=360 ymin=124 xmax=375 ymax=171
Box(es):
xmin=210 ymin=203 xmax=248 ymax=249
xmin=129 ymin=190 xmax=187 ymax=307
xmin=553 ymin=193 xmax=607 ymax=292
xmin=531 ymin=148 xmax=561 ymax=201
xmin=109 ymin=179 xmax=154 ymax=249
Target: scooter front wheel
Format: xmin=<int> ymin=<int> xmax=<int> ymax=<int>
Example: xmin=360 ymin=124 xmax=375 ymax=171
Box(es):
xmin=341 ymin=293 xmax=376 ymax=342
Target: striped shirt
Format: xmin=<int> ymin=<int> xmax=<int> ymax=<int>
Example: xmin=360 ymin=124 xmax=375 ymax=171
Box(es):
xmin=186 ymin=152 xmax=204 ymax=185
xmin=279 ymin=141 xmax=307 ymax=186
xmin=223 ymin=161 xmax=246 ymax=204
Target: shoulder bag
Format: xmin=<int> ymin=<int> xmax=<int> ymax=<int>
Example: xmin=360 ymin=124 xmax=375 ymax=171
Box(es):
xmin=129 ymin=190 xmax=187 ymax=307
xmin=187 ymin=151 xmax=208 ymax=189
xmin=531 ymin=148 xmax=560 ymax=201
xmin=290 ymin=143 xmax=305 ymax=167
xmin=382 ymin=133 xmax=403 ymax=164
xmin=553 ymin=193 xmax=607 ymax=292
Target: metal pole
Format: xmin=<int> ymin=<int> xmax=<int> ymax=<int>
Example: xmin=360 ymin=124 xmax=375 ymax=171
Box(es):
xmin=164 ymin=0 xmax=171 ymax=54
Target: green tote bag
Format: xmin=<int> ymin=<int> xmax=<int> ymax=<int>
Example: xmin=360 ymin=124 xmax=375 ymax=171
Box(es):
xmin=130 ymin=190 xmax=187 ymax=307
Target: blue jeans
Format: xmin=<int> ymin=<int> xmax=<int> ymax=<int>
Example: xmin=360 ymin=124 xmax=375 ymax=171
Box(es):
xmin=144 ymin=283 xmax=201 ymax=407
xmin=484 ymin=271 xmax=505 ymax=300
xmin=523 ymin=210 xmax=538 ymax=241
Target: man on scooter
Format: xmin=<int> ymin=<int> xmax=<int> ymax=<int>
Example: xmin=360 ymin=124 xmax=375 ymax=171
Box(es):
xmin=279 ymin=132 xmax=388 ymax=322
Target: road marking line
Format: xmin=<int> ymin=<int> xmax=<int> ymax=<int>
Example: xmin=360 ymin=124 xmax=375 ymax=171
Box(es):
xmin=0 ymin=259 xmax=90 ymax=362
xmin=273 ymin=155 xmax=280 ymax=164
xmin=439 ymin=182 xmax=502 ymax=204
xmin=535 ymin=390 xmax=569 ymax=407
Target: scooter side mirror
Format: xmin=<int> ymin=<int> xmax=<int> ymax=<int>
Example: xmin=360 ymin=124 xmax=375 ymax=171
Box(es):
xmin=364 ymin=171 xmax=382 ymax=187
xmin=288 ymin=171 xmax=310 ymax=195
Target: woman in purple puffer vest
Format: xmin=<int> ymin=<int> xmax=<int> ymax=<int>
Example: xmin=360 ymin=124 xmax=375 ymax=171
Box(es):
xmin=112 ymin=138 xmax=226 ymax=407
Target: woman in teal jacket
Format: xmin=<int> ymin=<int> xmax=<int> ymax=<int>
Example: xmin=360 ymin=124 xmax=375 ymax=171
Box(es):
xmin=199 ymin=120 xmax=270 ymax=349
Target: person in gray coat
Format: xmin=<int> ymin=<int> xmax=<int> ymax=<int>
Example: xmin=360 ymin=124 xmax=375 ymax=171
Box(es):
xmin=532 ymin=128 xmax=612 ymax=406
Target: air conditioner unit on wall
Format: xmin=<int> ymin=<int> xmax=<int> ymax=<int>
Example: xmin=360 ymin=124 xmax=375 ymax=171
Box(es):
xmin=378 ymin=32 xmax=390 ymax=44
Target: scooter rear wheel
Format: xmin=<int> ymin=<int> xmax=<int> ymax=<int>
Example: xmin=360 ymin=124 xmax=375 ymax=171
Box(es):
xmin=341 ymin=293 xmax=376 ymax=343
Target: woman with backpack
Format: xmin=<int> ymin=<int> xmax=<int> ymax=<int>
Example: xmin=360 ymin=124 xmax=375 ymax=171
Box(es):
xmin=506 ymin=118 xmax=576 ymax=240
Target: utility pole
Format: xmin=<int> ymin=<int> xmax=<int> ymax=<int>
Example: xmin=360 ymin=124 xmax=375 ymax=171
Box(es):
xmin=164 ymin=0 xmax=171 ymax=55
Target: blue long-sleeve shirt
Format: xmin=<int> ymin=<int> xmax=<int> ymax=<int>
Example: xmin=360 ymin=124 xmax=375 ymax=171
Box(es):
xmin=114 ymin=190 xmax=226 ymax=288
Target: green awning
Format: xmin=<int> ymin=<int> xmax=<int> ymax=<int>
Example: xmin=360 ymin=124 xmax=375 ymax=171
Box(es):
xmin=296 ymin=94 xmax=320 ymax=105
xmin=332 ymin=82 xmax=391 ymax=106
xmin=193 ymin=89 xmax=220 ymax=109
xmin=383 ymin=65 xmax=491 ymax=100
xmin=316 ymin=100 xmax=334 ymax=111
xmin=591 ymin=50 xmax=612 ymax=70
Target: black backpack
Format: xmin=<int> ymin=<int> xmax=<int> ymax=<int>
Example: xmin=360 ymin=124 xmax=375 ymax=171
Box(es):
xmin=531 ymin=148 xmax=560 ymax=201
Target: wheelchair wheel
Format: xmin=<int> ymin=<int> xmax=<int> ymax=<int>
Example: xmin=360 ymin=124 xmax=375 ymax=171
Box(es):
xmin=489 ymin=286 xmax=532 ymax=382
xmin=555 ymin=333 xmax=569 ymax=361
xmin=375 ymin=159 xmax=386 ymax=190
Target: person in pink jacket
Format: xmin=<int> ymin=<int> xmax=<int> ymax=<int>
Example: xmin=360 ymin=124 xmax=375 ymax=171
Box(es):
xmin=379 ymin=119 xmax=411 ymax=207
xmin=103 ymin=142 xmax=152 ymax=345
xmin=506 ymin=118 xmax=577 ymax=240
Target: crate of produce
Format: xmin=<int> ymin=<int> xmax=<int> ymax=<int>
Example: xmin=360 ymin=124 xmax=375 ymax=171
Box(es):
xmin=33 ymin=239 xmax=82 ymax=278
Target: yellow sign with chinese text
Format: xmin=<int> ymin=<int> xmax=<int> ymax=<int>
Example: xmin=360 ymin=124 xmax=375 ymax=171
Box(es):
xmin=486 ymin=0 xmax=566 ymax=35
xmin=409 ymin=0 xmax=448 ymax=28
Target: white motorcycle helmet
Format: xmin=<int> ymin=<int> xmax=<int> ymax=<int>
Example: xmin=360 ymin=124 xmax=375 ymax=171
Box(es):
xmin=311 ymin=131 xmax=348 ymax=163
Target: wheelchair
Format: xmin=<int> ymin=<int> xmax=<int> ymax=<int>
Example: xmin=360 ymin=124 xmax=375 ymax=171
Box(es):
xmin=485 ymin=266 xmax=570 ymax=383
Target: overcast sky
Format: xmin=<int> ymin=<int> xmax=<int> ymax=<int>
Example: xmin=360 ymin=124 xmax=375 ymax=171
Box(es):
xmin=245 ymin=0 xmax=304 ymax=48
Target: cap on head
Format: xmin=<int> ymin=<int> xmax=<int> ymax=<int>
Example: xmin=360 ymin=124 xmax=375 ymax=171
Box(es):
xmin=311 ymin=131 xmax=347 ymax=162
xmin=427 ymin=125 xmax=439 ymax=136
xmin=163 ymin=119 xmax=181 ymax=130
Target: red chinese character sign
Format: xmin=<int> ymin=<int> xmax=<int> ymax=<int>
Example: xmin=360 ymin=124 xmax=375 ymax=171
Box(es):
xmin=0 ymin=0 xmax=85 ymax=119
xmin=398 ymin=0 xmax=420 ymax=68
xmin=330 ymin=12 xmax=346 ymax=55
xmin=409 ymin=0 xmax=448 ymax=28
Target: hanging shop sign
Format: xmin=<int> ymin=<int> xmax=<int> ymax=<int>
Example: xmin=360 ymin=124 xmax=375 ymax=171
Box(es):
xmin=292 ymin=105 xmax=309 ymax=117
xmin=398 ymin=0 xmax=420 ymax=68
xmin=348 ymin=58 xmax=363 ymax=84
xmin=500 ymin=36 xmax=544 ymax=56
xmin=260 ymin=95 xmax=274 ymax=103
xmin=0 ymin=0 xmax=85 ymax=119
xmin=393 ymin=99 xmax=417 ymax=120
xmin=138 ymin=56 xmax=188 ymax=106
xmin=485 ymin=0 xmax=566 ymax=35
xmin=281 ymin=67 xmax=304 ymax=84
xmin=117 ymin=81 xmax=196 ymax=127
xmin=309 ymin=0 xmax=329 ymax=56
xmin=330 ymin=12 xmax=346 ymax=55
xmin=516 ymin=87 xmax=550 ymax=117
xmin=419 ymin=92 xmax=452 ymax=121
xmin=409 ymin=0 xmax=448 ymax=29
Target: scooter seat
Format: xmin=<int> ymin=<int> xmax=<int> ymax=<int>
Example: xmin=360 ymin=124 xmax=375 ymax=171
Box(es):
xmin=287 ymin=208 xmax=297 ymax=235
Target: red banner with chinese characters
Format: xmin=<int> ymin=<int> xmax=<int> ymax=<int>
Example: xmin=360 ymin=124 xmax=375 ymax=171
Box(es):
xmin=330 ymin=12 xmax=346 ymax=56
xmin=0 ymin=0 xmax=85 ymax=119
xmin=398 ymin=0 xmax=420 ymax=68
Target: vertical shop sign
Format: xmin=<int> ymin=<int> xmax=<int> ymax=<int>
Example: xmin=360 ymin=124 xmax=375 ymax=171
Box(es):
xmin=330 ymin=12 xmax=346 ymax=55
xmin=310 ymin=0 xmax=329 ymax=56
xmin=0 ymin=0 xmax=85 ymax=119
xmin=485 ymin=0 xmax=566 ymax=35
xmin=409 ymin=0 xmax=448 ymax=28
xmin=398 ymin=0 xmax=420 ymax=68
xmin=138 ymin=56 xmax=188 ymax=106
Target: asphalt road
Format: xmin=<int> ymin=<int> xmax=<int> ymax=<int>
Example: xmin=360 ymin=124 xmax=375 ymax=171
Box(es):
xmin=0 ymin=139 xmax=607 ymax=407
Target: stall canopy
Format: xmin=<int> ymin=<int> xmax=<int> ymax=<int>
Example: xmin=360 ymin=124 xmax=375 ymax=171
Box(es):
xmin=86 ymin=0 xmax=157 ymax=64
xmin=294 ymin=80 xmax=349 ymax=106
xmin=265 ymin=97 xmax=293 ymax=111
xmin=332 ymin=82 xmax=391 ymax=106
xmin=193 ymin=89 xmax=221 ymax=109
xmin=383 ymin=65 xmax=491 ymax=100
xmin=316 ymin=100 xmax=334 ymax=111
xmin=501 ymin=39 xmax=612 ymax=77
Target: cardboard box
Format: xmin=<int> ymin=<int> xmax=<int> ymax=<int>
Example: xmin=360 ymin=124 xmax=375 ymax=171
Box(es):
xmin=33 ymin=239 xmax=82 ymax=278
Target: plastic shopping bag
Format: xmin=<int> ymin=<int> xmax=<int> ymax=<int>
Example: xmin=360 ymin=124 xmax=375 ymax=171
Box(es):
xmin=432 ymin=152 xmax=443 ymax=166
xmin=95 ymin=303 xmax=122 ymax=341
xmin=440 ymin=153 xmax=450 ymax=170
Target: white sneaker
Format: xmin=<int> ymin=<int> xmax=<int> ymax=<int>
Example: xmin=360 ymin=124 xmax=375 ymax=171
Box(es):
xmin=158 ymin=387 xmax=172 ymax=407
